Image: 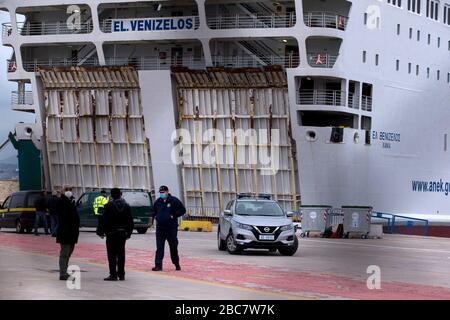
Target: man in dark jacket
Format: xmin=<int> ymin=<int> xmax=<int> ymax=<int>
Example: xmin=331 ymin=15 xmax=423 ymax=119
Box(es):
xmin=97 ymin=188 xmax=134 ymax=281
xmin=56 ymin=186 xmax=80 ymax=281
xmin=152 ymin=185 xmax=186 ymax=272
xmin=33 ymin=191 xmax=49 ymax=235
xmin=48 ymin=191 xmax=60 ymax=237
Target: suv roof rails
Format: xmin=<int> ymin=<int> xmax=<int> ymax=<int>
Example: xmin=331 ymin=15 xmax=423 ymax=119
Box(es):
xmin=237 ymin=193 xmax=272 ymax=200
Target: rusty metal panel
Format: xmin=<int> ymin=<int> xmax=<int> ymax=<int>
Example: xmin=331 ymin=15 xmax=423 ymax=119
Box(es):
xmin=40 ymin=66 xmax=152 ymax=197
xmin=173 ymin=67 xmax=299 ymax=217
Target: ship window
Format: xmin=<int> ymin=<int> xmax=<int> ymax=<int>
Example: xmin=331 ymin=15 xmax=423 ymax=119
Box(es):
xmin=416 ymin=65 xmax=420 ymax=76
xmin=375 ymin=54 xmax=379 ymax=66
xmin=428 ymin=34 xmax=431 ymax=44
xmin=388 ymin=0 xmax=403 ymax=8
xmin=447 ymin=73 xmax=450 ymax=83
xmin=396 ymin=59 xmax=400 ymax=71
xmin=408 ymin=0 xmax=422 ymax=13
xmin=444 ymin=5 xmax=450 ymax=24
xmin=417 ymin=30 xmax=421 ymax=41
xmin=408 ymin=63 xmax=412 ymax=74
xmin=427 ymin=67 xmax=430 ymax=78
xmin=397 ymin=24 xmax=401 ymax=35
xmin=364 ymin=13 xmax=368 ymax=25
xmin=298 ymin=111 xmax=357 ymax=129
xmin=363 ymin=51 xmax=367 ymax=63
xmin=437 ymin=37 xmax=441 ymax=47
xmin=437 ymin=70 xmax=440 ymax=80
xmin=409 ymin=27 xmax=413 ymax=39
xmin=426 ymin=0 xmax=440 ymax=20
xmin=445 ymin=134 xmax=448 ymax=151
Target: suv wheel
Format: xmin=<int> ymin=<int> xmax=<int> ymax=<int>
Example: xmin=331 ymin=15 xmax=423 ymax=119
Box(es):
xmin=226 ymin=233 xmax=242 ymax=255
xmin=16 ymin=220 xmax=25 ymax=234
xmin=278 ymin=236 xmax=299 ymax=256
xmin=217 ymin=228 xmax=226 ymax=251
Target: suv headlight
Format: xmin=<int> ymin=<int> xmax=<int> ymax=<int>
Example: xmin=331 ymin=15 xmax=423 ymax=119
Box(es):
xmin=280 ymin=224 xmax=294 ymax=231
xmin=235 ymin=222 xmax=253 ymax=230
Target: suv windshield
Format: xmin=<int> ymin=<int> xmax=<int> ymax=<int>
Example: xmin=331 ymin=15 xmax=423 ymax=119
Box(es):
xmin=122 ymin=192 xmax=151 ymax=207
xmin=235 ymin=201 xmax=284 ymax=216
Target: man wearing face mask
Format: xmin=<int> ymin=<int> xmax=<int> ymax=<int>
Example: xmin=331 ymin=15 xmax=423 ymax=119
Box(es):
xmin=152 ymin=185 xmax=186 ymax=271
xmin=56 ymin=186 xmax=80 ymax=280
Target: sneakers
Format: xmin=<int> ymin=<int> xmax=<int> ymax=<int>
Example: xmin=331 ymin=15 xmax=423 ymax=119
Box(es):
xmin=152 ymin=266 xmax=163 ymax=272
xmin=104 ymin=276 xmax=118 ymax=281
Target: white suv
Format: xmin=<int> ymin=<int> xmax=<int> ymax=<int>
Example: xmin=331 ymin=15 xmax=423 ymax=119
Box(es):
xmin=217 ymin=195 xmax=298 ymax=255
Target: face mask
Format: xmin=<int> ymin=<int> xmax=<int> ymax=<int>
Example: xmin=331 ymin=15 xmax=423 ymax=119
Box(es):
xmin=65 ymin=191 xmax=73 ymax=198
xmin=159 ymin=193 xmax=167 ymax=199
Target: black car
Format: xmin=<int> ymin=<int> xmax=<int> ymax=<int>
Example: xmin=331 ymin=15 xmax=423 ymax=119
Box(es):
xmin=0 ymin=191 xmax=51 ymax=233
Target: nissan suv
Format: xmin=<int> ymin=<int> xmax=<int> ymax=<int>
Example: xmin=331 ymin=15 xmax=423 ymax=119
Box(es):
xmin=217 ymin=194 xmax=298 ymax=255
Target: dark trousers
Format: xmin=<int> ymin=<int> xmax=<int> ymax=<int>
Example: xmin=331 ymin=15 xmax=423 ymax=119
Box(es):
xmin=59 ymin=244 xmax=75 ymax=276
xmin=34 ymin=211 xmax=49 ymax=234
xmin=50 ymin=215 xmax=58 ymax=236
xmin=106 ymin=232 xmax=127 ymax=278
xmin=155 ymin=227 xmax=179 ymax=267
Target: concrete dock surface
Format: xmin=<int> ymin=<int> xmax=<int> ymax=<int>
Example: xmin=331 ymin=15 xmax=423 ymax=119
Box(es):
xmin=1 ymin=227 xmax=450 ymax=300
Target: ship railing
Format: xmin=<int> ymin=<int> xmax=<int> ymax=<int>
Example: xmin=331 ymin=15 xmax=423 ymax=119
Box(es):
xmin=22 ymin=58 xmax=99 ymax=72
xmin=207 ymin=13 xmax=296 ymax=29
xmin=361 ymin=95 xmax=372 ymax=111
xmin=2 ymin=23 xmax=13 ymax=37
xmin=211 ymin=55 xmax=299 ymax=68
xmin=4 ymin=21 xmax=93 ymax=36
xmin=297 ymin=89 xmax=346 ymax=106
xmin=303 ymin=12 xmax=348 ymax=30
xmin=348 ymin=93 xmax=360 ymax=109
xmin=100 ymin=16 xmax=200 ymax=32
xmin=11 ymin=91 xmax=34 ymax=105
xmin=104 ymin=56 xmax=206 ymax=70
xmin=307 ymin=53 xmax=338 ymax=68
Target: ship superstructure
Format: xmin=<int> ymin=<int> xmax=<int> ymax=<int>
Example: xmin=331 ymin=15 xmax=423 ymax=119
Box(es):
xmin=0 ymin=0 xmax=449 ymax=221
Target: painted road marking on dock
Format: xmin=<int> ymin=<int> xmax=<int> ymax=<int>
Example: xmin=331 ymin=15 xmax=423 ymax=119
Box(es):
xmin=2 ymin=232 xmax=450 ymax=299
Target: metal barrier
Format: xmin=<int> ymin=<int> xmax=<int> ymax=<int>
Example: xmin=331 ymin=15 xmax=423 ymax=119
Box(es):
xmin=211 ymin=55 xmax=299 ymax=68
xmin=207 ymin=13 xmax=296 ymax=29
xmin=105 ymin=56 xmax=206 ymax=70
xmin=348 ymin=93 xmax=360 ymax=109
xmin=372 ymin=212 xmax=429 ymax=236
xmin=11 ymin=91 xmax=33 ymax=105
xmin=297 ymin=89 xmax=346 ymax=106
xmin=307 ymin=53 xmax=338 ymax=68
xmin=3 ymin=21 xmax=93 ymax=36
xmin=303 ymin=12 xmax=348 ymax=30
xmin=361 ymin=95 xmax=372 ymax=111
xmin=22 ymin=58 xmax=99 ymax=72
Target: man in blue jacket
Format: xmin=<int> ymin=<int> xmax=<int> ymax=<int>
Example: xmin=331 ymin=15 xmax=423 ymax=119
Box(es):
xmin=152 ymin=185 xmax=186 ymax=271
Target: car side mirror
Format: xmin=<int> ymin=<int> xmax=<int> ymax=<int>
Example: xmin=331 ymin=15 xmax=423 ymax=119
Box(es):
xmin=286 ymin=211 xmax=294 ymax=217
xmin=223 ymin=209 xmax=232 ymax=216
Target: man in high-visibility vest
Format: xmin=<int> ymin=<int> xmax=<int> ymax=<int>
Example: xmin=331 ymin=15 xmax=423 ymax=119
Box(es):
xmin=93 ymin=190 xmax=109 ymax=216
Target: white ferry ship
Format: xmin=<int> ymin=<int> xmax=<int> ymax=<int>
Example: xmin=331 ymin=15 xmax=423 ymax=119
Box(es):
xmin=1 ymin=0 xmax=449 ymax=232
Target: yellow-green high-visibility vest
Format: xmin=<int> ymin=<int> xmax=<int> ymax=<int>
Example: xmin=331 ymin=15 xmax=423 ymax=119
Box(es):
xmin=93 ymin=195 xmax=109 ymax=216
